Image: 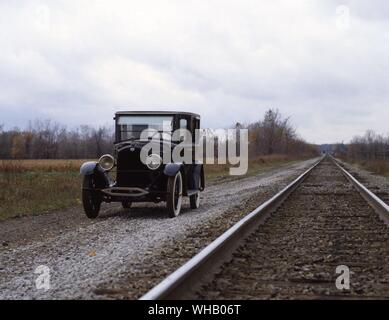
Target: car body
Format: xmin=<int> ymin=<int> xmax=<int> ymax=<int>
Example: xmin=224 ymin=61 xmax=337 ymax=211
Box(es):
xmin=80 ymin=111 xmax=205 ymax=218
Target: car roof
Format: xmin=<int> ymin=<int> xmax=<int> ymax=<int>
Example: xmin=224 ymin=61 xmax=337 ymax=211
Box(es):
xmin=115 ymin=111 xmax=200 ymax=118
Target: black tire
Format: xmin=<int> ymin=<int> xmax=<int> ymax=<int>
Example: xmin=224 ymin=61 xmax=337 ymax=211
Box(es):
xmin=82 ymin=176 xmax=102 ymax=219
xmin=122 ymin=200 xmax=132 ymax=209
xmin=189 ymin=179 xmax=201 ymax=209
xmin=166 ymin=171 xmax=183 ymax=218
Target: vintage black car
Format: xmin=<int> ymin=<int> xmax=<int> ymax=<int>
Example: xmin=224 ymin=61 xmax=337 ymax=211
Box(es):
xmin=80 ymin=111 xmax=205 ymax=218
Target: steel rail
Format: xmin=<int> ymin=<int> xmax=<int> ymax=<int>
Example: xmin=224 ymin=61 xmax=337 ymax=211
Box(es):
xmin=331 ymin=157 xmax=389 ymax=225
xmin=140 ymin=157 xmax=324 ymax=300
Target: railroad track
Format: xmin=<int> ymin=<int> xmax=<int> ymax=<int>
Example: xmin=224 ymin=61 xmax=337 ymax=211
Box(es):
xmin=140 ymin=156 xmax=389 ymax=300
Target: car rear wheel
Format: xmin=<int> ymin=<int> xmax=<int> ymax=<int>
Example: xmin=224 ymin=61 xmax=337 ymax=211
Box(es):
xmin=122 ymin=200 xmax=132 ymax=209
xmin=190 ymin=179 xmax=201 ymax=209
xmin=167 ymin=171 xmax=183 ymax=218
xmin=82 ymin=176 xmax=102 ymax=219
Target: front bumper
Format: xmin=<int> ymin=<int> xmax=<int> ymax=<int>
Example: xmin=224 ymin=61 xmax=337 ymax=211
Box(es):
xmin=101 ymin=187 xmax=149 ymax=198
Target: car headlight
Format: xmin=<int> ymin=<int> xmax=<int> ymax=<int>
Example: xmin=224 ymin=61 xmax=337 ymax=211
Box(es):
xmin=98 ymin=154 xmax=115 ymax=171
xmin=146 ymin=154 xmax=162 ymax=170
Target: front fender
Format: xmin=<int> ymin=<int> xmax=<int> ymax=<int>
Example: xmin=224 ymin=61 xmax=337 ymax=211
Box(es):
xmin=190 ymin=163 xmax=205 ymax=191
xmin=80 ymin=161 xmax=99 ymax=176
xmin=163 ymin=163 xmax=183 ymax=177
xmin=80 ymin=161 xmax=110 ymax=189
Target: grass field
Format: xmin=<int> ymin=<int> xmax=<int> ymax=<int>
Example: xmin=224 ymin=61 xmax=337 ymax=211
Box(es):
xmin=0 ymin=160 xmax=84 ymax=220
xmin=204 ymin=154 xmax=299 ymax=181
xmin=349 ymin=159 xmax=389 ymax=178
xmin=0 ymin=155 xmax=301 ymax=221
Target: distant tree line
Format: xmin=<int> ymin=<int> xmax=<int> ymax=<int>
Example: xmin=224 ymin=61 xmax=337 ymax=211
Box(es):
xmin=0 ymin=109 xmax=318 ymax=160
xmin=340 ymin=130 xmax=389 ymax=161
xmin=0 ymin=120 xmax=114 ymax=159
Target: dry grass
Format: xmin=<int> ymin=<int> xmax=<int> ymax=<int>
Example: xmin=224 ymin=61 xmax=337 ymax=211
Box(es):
xmin=0 ymin=160 xmax=84 ymax=220
xmin=353 ymin=160 xmax=389 ymax=178
xmin=0 ymin=155 xmax=306 ymax=220
xmin=0 ymin=159 xmax=84 ymax=173
xmin=205 ymin=154 xmax=300 ymax=181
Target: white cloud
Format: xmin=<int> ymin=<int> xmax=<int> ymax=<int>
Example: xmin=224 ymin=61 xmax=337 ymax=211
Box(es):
xmin=0 ymin=0 xmax=388 ymax=143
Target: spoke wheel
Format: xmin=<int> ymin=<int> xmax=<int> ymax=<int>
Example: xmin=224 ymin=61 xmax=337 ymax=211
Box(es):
xmin=167 ymin=171 xmax=183 ymax=218
xmin=82 ymin=176 xmax=102 ymax=219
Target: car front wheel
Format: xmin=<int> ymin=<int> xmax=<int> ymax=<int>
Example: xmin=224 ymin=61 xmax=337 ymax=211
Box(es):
xmin=166 ymin=171 xmax=183 ymax=218
xmin=82 ymin=176 xmax=102 ymax=219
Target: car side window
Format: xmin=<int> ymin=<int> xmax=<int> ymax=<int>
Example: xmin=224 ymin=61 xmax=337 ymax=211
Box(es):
xmin=180 ymin=118 xmax=187 ymax=129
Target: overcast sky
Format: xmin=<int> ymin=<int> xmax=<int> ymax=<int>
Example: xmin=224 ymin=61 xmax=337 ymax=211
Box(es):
xmin=0 ymin=1 xmax=388 ymax=143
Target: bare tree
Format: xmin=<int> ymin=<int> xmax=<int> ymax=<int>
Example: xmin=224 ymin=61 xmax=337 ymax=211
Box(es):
xmin=246 ymin=108 xmax=308 ymax=157
xmin=348 ymin=130 xmax=389 ymax=161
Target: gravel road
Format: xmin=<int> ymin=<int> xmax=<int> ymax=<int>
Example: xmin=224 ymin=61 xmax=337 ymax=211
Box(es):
xmin=0 ymin=159 xmax=318 ymax=300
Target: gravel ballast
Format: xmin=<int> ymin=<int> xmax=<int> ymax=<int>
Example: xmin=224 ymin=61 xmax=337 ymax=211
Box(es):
xmin=336 ymin=159 xmax=389 ymax=204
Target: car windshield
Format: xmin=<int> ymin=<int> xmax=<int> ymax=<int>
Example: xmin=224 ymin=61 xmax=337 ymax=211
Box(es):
xmin=117 ymin=115 xmax=174 ymax=141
